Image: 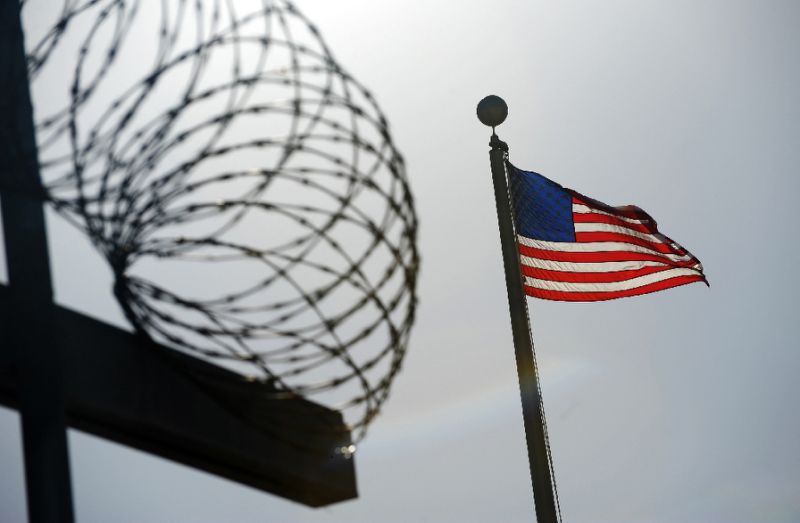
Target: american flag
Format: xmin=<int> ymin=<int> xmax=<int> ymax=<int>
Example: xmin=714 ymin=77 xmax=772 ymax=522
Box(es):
xmin=507 ymin=163 xmax=707 ymax=302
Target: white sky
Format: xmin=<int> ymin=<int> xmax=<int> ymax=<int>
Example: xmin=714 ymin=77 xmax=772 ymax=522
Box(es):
xmin=2 ymin=1 xmax=800 ymax=522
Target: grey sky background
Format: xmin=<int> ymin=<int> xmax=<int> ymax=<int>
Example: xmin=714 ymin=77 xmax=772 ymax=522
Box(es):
xmin=2 ymin=0 xmax=799 ymax=522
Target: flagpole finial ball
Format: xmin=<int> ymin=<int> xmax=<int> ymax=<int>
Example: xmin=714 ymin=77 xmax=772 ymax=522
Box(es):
xmin=477 ymin=95 xmax=508 ymax=128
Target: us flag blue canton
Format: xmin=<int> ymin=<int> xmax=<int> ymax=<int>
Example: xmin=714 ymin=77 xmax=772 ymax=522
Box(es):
xmin=507 ymin=163 xmax=707 ymax=301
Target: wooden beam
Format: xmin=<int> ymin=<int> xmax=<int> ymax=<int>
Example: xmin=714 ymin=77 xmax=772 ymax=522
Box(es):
xmin=0 ymin=284 xmax=358 ymax=507
xmin=1 ymin=1 xmax=75 ymax=520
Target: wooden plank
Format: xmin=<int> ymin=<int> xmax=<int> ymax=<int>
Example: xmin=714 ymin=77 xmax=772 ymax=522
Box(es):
xmin=1 ymin=1 xmax=75 ymax=520
xmin=0 ymin=284 xmax=358 ymax=507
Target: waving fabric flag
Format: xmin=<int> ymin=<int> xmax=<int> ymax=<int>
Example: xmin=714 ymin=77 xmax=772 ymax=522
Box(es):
xmin=507 ymin=162 xmax=707 ymax=302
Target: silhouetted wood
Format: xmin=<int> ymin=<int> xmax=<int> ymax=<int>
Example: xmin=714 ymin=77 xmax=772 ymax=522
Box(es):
xmin=0 ymin=284 xmax=358 ymax=507
xmin=0 ymin=2 xmax=75 ymax=521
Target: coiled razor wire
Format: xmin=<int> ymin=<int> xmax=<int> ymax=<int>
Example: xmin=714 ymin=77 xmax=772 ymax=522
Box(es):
xmin=22 ymin=0 xmax=419 ymax=444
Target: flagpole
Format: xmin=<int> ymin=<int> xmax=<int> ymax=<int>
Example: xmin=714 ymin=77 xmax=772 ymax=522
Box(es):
xmin=477 ymin=95 xmax=559 ymax=523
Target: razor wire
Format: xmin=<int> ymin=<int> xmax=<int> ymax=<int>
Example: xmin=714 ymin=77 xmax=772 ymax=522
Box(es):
xmin=22 ymin=0 xmax=419 ymax=444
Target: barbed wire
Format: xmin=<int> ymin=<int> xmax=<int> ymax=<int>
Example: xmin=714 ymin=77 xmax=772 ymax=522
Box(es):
xmin=23 ymin=0 xmax=419 ymax=444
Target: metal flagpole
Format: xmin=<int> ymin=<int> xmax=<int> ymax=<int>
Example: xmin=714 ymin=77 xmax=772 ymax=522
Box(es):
xmin=477 ymin=95 xmax=559 ymax=523
xmin=0 ymin=3 xmax=75 ymax=522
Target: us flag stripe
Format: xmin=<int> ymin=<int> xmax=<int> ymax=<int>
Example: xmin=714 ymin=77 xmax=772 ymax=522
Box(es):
xmin=572 ymin=205 xmax=650 ymax=225
xmin=523 ymin=275 xmax=706 ymax=302
xmin=574 ymin=222 xmax=667 ymax=243
xmin=519 ymin=256 xmax=672 ymax=273
xmin=524 ymin=266 xmax=702 ymax=291
xmin=518 ymin=236 xmax=695 ymax=263
xmin=518 ymin=244 xmax=701 ymax=266
xmin=521 ymin=263 xmax=674 ymax=283
xmin=573 ymin=232 xmax=683 ymax=255
xmin=573 ymin=213 xmax=656 ymax=233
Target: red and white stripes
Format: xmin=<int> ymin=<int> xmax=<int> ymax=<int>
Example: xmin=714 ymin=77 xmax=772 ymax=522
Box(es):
xmin=518 ymin=193 xmax=706 ymax=301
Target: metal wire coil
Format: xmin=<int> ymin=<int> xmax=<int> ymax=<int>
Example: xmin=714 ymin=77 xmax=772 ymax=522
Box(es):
xmin=24 ymin=0 xmax=419 ymax=443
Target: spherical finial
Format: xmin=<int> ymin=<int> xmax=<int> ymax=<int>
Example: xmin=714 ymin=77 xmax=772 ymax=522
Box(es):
xmin=476 ymin=95 xmax=508 ymax=128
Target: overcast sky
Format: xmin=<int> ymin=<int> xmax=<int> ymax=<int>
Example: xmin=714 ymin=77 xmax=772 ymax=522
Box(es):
xmin=2 ymin=0 xmax=800 ymax=522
